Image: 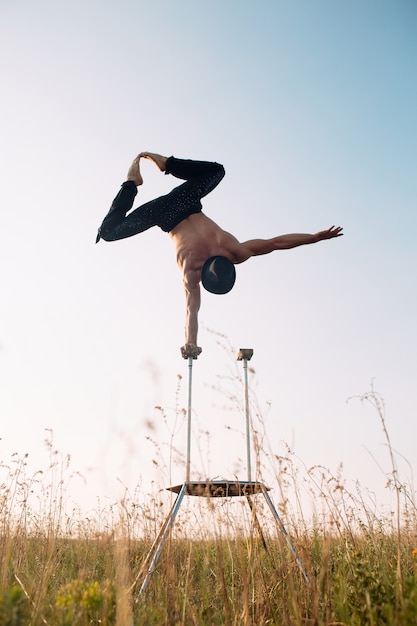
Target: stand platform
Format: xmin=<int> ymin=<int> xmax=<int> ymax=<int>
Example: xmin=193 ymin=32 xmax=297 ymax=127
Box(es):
xmin=167 ymin=480 xmax=269 ymax=497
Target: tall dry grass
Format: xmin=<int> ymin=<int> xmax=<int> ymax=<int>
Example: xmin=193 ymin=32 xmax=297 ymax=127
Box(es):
xmin=1 ymin=381 xmax=417 ymax=625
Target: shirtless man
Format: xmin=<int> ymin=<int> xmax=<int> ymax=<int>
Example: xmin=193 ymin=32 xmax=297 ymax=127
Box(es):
xmin=96 ymin=153 xmax=343 ymax=359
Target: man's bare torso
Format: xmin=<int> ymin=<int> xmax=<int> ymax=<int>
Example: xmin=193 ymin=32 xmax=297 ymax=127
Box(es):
xmin=169 ymin=212 xmax=247 ymax=276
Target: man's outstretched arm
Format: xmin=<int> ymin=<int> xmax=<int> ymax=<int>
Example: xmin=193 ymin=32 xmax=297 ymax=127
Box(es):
xmin=238 ymin=226 xmax=343 ymax=259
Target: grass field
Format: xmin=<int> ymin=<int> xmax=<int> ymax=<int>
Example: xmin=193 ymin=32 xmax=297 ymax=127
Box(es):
xmin=1 ymin=389 xmax=416 ymax=625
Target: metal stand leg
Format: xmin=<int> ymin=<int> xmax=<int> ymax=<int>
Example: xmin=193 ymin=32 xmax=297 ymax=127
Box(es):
xmin=136 ymin=483 xmax=187 ymax=598
xmin=246 ymin=495 xmax=268 ymax=551
xmin=260 ymin=484 xmax=309 ymax=584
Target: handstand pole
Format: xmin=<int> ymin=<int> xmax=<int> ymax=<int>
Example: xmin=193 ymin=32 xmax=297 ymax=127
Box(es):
xmin=185 ymin=355 xmax=194 ymax=482
xmin=237 ymin=349 xmax=254 ymax=481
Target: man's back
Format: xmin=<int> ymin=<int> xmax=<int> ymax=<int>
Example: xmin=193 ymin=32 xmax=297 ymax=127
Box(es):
xmin=169 ymin=212 xmax=244 ymax=276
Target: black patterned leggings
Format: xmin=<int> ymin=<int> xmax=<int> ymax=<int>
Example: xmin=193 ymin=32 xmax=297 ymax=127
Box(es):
xmin=96 ymin=156 xmax=225 ymax=242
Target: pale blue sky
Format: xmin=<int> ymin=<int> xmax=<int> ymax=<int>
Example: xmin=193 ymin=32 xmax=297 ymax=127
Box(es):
xmin=1 ymin=0 xmax=416 ymax=516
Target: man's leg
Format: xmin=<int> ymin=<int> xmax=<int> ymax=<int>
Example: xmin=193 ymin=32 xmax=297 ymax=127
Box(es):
xmin=96 ymin=153 xmax=225 ymax=241
xmin=96 ymin=156 xmax=156 ymax=242
xmin=96 ymin=181 xmax=158 ymax=242
xmin=138 ymin=153 xmax=225 ymax=233
xmin=141 ymin=152 xmax=225 ymax=198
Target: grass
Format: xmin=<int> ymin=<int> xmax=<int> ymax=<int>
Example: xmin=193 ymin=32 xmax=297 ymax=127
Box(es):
xmin=1 ymin=387 xmax=417 ymax=625
xmin=1 ymin=514 xmax=417 ymax=625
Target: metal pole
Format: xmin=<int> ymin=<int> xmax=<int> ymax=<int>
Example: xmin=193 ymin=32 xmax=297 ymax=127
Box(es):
xmin=237 ymin=349 xmax=254 ymax=482
xmin=186 ymin=356 xmax=193 ymax=482
xmin=243 ymin=357 xmax=251 ymax=481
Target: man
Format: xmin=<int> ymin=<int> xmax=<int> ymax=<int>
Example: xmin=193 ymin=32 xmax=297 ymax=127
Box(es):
xmin=96 ymin=152 xmax=343 ymax=359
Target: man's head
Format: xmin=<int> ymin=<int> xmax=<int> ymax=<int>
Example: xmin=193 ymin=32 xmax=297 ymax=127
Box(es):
xmin=201 ymin=256 xmax=236 ymax=294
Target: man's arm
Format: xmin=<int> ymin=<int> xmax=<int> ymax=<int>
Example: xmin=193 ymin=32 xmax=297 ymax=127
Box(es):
xmin=238 ymin=226 xmax=343 ymax=259
xmin=181 ymin=269 xmax=202 ymax=359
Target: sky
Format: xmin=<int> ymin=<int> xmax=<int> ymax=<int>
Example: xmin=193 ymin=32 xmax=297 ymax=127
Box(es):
xmin=1 ymin=0 xmax=416 ymax=523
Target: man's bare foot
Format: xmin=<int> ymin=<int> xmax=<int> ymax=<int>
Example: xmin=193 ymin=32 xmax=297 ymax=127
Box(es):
xmin=126 ymin=155 xmax=143 ymax=185
xmin=139 ymin=152 xmax=167 ymax=172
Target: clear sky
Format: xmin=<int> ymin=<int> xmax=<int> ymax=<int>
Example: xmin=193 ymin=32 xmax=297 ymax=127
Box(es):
xmin=1 ymin=0 xmax=416 ymax=519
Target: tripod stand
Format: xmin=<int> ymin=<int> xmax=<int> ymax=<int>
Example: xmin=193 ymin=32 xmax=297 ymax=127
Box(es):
xmin=136 ymin=349 xmax=309 ymax=599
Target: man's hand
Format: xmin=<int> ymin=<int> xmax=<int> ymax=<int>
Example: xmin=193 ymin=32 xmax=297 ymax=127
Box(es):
xmin=315 ymin=226 xmax=343 ymax=241
xmin=181 ymin=344 xmax=202 ymax=359
xmin=139 ymin=152 xmax=167 ymax=172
